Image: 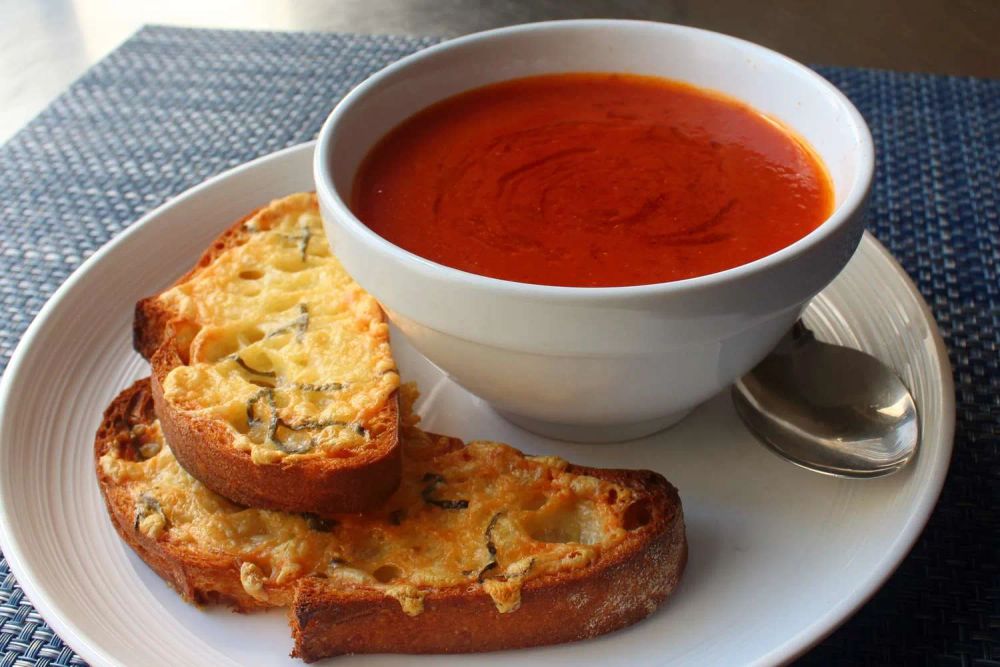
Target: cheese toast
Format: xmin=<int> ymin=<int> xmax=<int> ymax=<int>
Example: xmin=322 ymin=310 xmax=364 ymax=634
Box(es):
xmin=133 ymin=193 xmax=401 ymax=515
xmin=96 ymin=379 xmax=687 ymax=661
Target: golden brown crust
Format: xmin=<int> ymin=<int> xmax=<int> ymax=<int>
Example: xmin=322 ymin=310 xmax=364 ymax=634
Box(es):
xmin=95 ymin=379 xmax=269 ymax=611
xmin=150 ymin=345 xmax=401 ymax=515
xmin=132 ymin=195 xmax=402 ymax=515
xmin=133 ymin=208 xmax=258 ymax=362
xmin=97 ymin=381 xmax=686 ymax=660
xmin=289 ymin=469 xmax=686 ymax=661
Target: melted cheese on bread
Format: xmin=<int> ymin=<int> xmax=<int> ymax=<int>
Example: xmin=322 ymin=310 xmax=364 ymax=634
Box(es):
xmin=156 ymin=193 xmax=398 ymax=463
xmin=100 ymin=398 xmax=635 ymax=614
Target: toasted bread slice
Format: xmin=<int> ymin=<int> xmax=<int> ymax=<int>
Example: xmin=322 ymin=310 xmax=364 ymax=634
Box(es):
xmin=133 ymin=193 xmax=401 ymax=515
xmin=97 ymin=380 xmax=686 ymax=660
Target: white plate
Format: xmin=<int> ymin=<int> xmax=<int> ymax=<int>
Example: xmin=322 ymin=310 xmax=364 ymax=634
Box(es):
xmin=0 ymin=142 xmax=954 ymax=667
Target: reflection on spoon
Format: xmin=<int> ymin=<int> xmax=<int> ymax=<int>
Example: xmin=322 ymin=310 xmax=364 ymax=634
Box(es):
xmin=732 ymin=321 xmax=919 ymax=478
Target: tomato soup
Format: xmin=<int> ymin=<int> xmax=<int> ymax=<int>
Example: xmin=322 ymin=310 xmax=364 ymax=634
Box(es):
xmin=351 ymin=73 xmax=834 ymax=287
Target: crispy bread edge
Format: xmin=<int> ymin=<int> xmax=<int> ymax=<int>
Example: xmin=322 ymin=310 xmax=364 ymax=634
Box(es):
xmin=133 ymin=207 xmax=260 ymax=361
xmin=131 ymin=193 xmax=403 ymax=514
xmin=94 ymin=379 xmax=273 ymax=611
xmin=150 ymin=349 xmax=401 ymax=516
xmin=97 ymin=381 xmax=687 ymax=659
xmin=289 ymin=468 xmax=687 ymax=661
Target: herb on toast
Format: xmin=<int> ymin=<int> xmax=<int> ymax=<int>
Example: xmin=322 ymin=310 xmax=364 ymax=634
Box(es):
xmin=420 ymin=472 xmax=470 ymax=510
xmin=477 ymin=511 xmax=504 ymax=582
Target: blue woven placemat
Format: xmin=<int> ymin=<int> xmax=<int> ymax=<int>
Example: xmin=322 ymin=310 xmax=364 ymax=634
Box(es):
xmin=0 ymin=25 xmax=997 ymax=666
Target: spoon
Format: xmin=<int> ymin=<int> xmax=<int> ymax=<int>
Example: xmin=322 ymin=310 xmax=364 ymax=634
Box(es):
xmin=731 ymin=321 xmax=919 ymax=478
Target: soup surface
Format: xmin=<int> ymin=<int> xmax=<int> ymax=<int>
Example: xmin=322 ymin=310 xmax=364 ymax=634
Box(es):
xmin=352 ymin=73 xmax=834 ymax=287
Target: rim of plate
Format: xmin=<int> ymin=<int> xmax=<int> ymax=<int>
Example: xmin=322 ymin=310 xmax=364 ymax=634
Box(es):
xmin=755 ymin=234 xmax=955 ymax=665
xmin=0 ymin=142 xmax=954 ymax=667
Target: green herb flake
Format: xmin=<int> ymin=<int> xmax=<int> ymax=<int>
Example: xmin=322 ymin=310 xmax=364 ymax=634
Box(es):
xmin=133 ymin=493 xmax=167 ymax=531
xmin=421 ymin=473 xmax=470 ymax=510
xmin=264 ymin=303 xmax=309 ymax=342
xmin=477 ymin=512 xmax=504 ymax=582
xmin=293 ymin=382 xmax=345 ymax=392
xmin=234 ymin=356 xmax=276 ymax=379
xmin=296 ymin=303 xmax=309 ymax=340
xmin=298 ymin=223 xmax=312 ymax=262
xmin=303 ymin=513 xmax=338 ymax=532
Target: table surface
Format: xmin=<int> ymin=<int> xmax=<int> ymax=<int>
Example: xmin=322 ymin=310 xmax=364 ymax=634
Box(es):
xmin=0 ymin=6 xmax=997 ymax=666
xmin=2 ymin=0 xmax=999 ymax=144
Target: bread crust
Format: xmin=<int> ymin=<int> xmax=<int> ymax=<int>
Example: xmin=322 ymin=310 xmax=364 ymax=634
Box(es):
xmin=133 ymin=207 xmax=259 ymax=361
xmin=150 ymin=344 xmax=401 ymax=515
xmin=289 ymin=468 xmax=686 ymax=661
xmin=97 ymin=380 xmax=687 ymax=661
xmin=132 ymin=194 xmax=402 ymax=515
xmin=95 ymin=379 xmax=270 ymax=611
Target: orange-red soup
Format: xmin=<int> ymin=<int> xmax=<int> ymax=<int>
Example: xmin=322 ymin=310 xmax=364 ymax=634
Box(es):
xmin=352 ymin=73 xmax=834 ymax=287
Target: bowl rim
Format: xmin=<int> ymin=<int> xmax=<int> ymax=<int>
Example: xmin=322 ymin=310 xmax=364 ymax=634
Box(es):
xmin=314 ymin=18 xmax=874 ymax=300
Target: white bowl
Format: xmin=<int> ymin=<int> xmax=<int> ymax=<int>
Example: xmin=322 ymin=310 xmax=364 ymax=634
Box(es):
xmin=314 ymin=19 xmax=874 ymax=443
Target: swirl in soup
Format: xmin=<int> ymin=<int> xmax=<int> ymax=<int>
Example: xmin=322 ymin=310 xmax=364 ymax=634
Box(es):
xmin=352 ymin=73 xmax=834 ymax=287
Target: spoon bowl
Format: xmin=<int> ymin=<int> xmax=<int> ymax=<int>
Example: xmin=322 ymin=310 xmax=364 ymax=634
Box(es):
xmin=732 ymin=322 xmax=919 ymax=478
